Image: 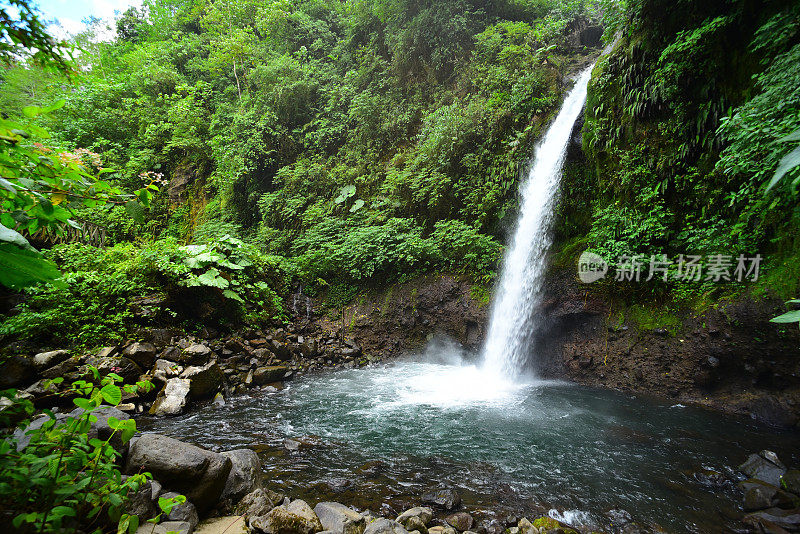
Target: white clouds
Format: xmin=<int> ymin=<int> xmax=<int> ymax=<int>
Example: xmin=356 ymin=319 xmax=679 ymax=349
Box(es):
xmin=44 ymin=0 xmax=143 ymax=41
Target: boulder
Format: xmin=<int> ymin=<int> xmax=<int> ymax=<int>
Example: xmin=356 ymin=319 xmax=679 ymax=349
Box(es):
xmin=782 ymin=470 xmax=800 ymax=496
xmin=313 ymin=502 xmax=365 ymax=534
xmin=743 ymin=508 xmax=800 ymax=532
xmin=421 ymin=488 xmax=461 ymax=510
xmin=183 ymin=343 xmax=213 ymax=365
xmin=69 ymin=405 xmax=131 ymax=451
xmin=741 ymin=451 xmax=787 ymax=487
xmin=149 ymin=378 xmax=191 ymax=416
xmin=33 ymin=349 xmax=70 ymax=369
xmin=269 ymin=340 xmax=292 ymax=361
xmin=124 ymin=433 xmax=232 ymax=512
xmin=396 ymin=507 xmax=432 ymax=527
xmin=236 ymin=488 xmax=282 ymax=520
xmin=403 ymin=516 xmax=427 ymax=534
xmin=446 ymin=513 xmax=473 ymax=532
xmin=124 ymin=479 xmax=162 ymax=520
xmin=41 ymin=357 xmax=81 ymax=380
xmin=743 ymin=480 xmax=782 ymax=511
xmin=122 ymin=343 xmax=158 ymax=368
xmin=0 ymin=355 xmax=35 ymax=388
xmin=250 ymin=499 xmax=323 ymax=534
xmin=181 ymin=362 xmax=224 ymax=399
xmin=221 ymin=449 xmax=262 ymax=502
xmin=253 ymin=366 xmax=290 ymax=385
xmin=364 ymin=519 xmax=410 ymax=534
xmin=135 ymin=521 xmax=192 ymax=534
xmin=153 ymin=359 xmax=184 ymax=382
xmin=195 ymin=516 xmax=248 ymax=534
xmin=84 ymin=354 xmax=143 ymax=383
xmin=162 ymin=491 xmax=200 ymax=530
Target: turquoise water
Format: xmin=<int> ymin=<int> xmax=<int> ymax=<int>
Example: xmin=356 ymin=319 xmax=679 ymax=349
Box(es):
xmin=142 ymin=354 xmax=800 ymax=533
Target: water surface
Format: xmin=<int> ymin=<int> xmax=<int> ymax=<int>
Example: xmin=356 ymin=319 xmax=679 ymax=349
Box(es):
xmin=141 ymin=351 xmax=800 ymax=533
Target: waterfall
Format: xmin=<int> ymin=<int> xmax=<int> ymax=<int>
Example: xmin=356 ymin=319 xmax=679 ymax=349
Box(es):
xmin=482 ymin=65 xmax=594 ymax=378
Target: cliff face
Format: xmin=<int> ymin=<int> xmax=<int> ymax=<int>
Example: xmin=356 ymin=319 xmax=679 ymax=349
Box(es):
xmin=535 ymin=0 xmax=800 ymax=428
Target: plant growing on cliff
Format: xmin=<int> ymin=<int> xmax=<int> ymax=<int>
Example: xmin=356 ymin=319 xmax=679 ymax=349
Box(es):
xmin=0 ymin=368 xmax=181 ymax=534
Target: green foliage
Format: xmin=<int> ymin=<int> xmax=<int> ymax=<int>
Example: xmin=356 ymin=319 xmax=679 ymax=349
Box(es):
xmin=0 ymin=370 xmax=177 ymax=534
xmin=1 ymin=236 xmax=288 ymax=348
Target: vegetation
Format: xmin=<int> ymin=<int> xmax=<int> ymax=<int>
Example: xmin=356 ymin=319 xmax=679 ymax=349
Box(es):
xmin=563 ymin=0 xmax=800 ymax=309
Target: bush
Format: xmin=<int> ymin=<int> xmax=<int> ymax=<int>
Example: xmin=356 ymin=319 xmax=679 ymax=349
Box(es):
xmin=0 ymin=370 xmax=181 ymax=534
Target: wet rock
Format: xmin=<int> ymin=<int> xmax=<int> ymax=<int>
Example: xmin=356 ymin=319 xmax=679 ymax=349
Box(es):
xmin=364 ymin=519 xmax=410 ymax=534
xmin=477 ymin=520 xmax=503 ymax=534
xmin=124 ymin=479 xmax=162 ymax=520
xmin=782 ymin=470 xmax=800 ymax=496
xmin=692 ymin=469 xmax=728 ymax=487
xmin=122 ymin=343 xmax=158 ymax=368
xmin=250 ymin=499 xmax=323 ymax=534
xmin=33 ymin=349 xmax=70 ymax=369
xmin=84 ymin=354 xmax=143 ymax=383
xmin=237 ymin=488 xmax=281 ymax=520
xmin=153 ymin=359 xmax=184 ymax=381
xmin=124 ymin=433 xmax=232 ymax=512
xmin=213 ymin=393 xmax=225 ymax=407
xmin=221 ymin=449 xmax=262 ymax=502
xmin=182 ymin=362 xmax=224 ymax=399
xmin=743 ymin=508 xmax=800 ymax=532
xmin=314 ymin=502 xmax=366 ymax=534
xmin=183 ymin=343 xmax=213 ymax=365
xmin=149 ymin=378 xmax=191 ymax=416
xmin=403 ymin=516 xmax=427 ymax=534
xmin=253 ymin=366 xmax=290 ymax=385
xmin=446 ymin=512 xmax=473 ymax=532
xmin=421 ymin=488 xmax=461 ymax=510
xmin=162 ymin=491 xmax=200 ymax=529
xmin=41 ymin=357 xmax=81 ymax=380
xmin=743 ymin=480 xmax=782 ymax=511
xmin=741 ymin=451 xmax=787 ymax=486
xmin=135 ymin=521 xmax=193 ymax=534
xmin=195 ymin=516 xmax=248 ymax=534
xmin=396 ymin=507 xmax=433 ymax=527
xmin=0 ymin=355 xmax=35 ymax=388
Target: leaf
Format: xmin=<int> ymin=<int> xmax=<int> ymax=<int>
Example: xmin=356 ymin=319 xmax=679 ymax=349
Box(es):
xmin=334 ymin=184 xmax=356 ymax=203
xmin=22 ymin=105 xmax=42 ymax=118
xmin=770 ymin=310 xmax=800 ymax=324
xmin=124 ymin=201 xmax=145 ymax=224
xmin=222 ymin=289 xmax=245 ymax=303
xmin=0 ymin=242 xmax=62 ymax=289
xmin=765 ymin=145 xmax=800 ymax=193
xmin=349 ymin=199 xmax=365 ymax=212
xmin=0 ymin=223 xmax=36 ymax=250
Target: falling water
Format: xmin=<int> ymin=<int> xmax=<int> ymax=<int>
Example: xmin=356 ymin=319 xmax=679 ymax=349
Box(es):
xmin=482 ymin=65 xmax=594 ymax=378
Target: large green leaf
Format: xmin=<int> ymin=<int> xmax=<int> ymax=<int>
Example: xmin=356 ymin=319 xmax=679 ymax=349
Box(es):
xmin=0 ymin=242 xmax=62 ymax=289
xmin=0 ymin=223 xmax=36 ymax=250
xmin=770 ymin=310 xmax=800 ymax=324
xmin=765 ymin=145 xmax=800 ymax=193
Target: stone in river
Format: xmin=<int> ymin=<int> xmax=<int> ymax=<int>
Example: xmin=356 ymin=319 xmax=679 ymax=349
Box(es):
xmin=741 ymin=451 xmax=787 ymax=487
xmin=396 ymin=508 xmax=433 ymax=527
xmin=313 ymin=502 xmax=366 ymax=534
xmin=363 ymin=519 xmax=410 ymax=534
xmin=421 ymin=488 xmax=461 ymax=510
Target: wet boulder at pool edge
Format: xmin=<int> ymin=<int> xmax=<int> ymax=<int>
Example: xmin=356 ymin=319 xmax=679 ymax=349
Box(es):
xmin=124 ymin=433 xmax=232 ymax=512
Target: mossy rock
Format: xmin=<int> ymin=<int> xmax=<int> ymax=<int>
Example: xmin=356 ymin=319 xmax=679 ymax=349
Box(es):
xmin=532 ymin=517 xmax=560 ymax=530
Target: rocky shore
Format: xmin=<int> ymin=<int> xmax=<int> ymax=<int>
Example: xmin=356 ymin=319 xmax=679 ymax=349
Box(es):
xmin=1 ymin=323 xmax=384 ymax=416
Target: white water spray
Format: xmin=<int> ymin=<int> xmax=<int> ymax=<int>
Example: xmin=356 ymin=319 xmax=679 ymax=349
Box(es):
xmin=482 ymin=66 xmax=593 ymax=378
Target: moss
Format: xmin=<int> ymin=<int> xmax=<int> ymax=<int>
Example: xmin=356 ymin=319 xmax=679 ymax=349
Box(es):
xmin=469 ymin=283 xmax=492 ymax=305
xmin=532 ymin=517 xmax=560 ymax=530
